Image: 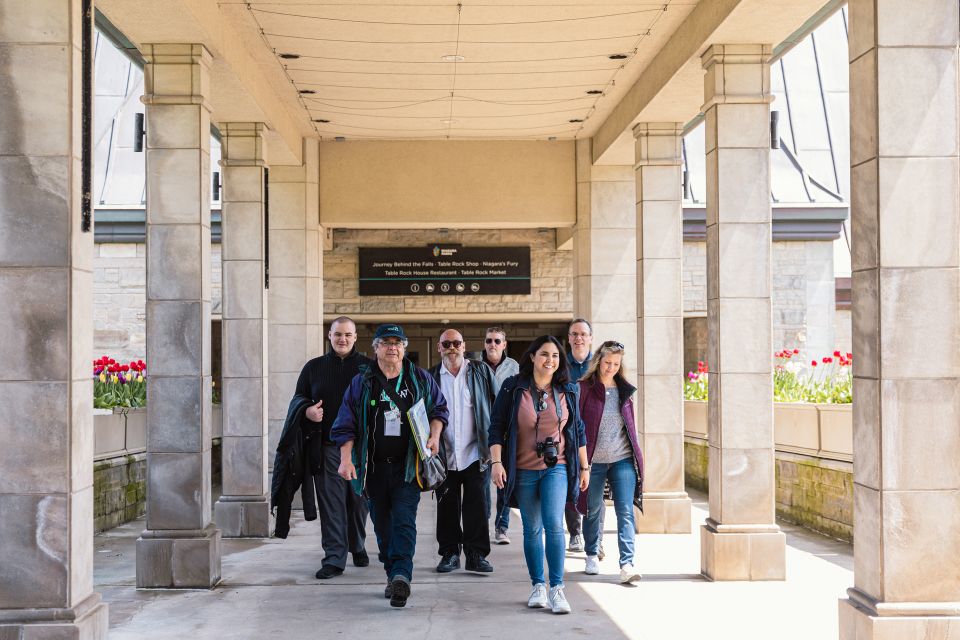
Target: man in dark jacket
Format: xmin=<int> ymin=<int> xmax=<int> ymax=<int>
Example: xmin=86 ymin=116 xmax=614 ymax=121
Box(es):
xmin=295 ymin=316 xmax=373 ymax=579
xmin=565 ymin=318 xmax=594 ymax=552
xmin=428 ymin=329 xmax=497 ymax=574
xmin=332 ymin=323 xmax=448 ymax=608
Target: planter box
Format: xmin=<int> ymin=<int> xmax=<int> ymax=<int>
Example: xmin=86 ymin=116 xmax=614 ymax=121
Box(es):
xmin=212 ymin=403 xmax=222 ymax=439
xmin=684 ymin=400 xmax=707 ymax=439
xmin=683 ymin=400 xmax=852 ymax=462
xmin=94 ymin=409 xmax=126 ymax=459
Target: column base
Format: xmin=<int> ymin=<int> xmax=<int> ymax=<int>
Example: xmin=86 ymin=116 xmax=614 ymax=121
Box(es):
xmin=700 ymin=522 xmax=785 ymax=581
xmin=214 ymin=497 xmax=272 ymax=538
xmin=136 ymin=524 xmax=222 ymax=588
xmin=634 ymin=492 xmax=692 ymax=533
xmin=0 ymin=593 xmax=109 ymax=639
xmin=839 ymin=590 xmax=960 ymax=639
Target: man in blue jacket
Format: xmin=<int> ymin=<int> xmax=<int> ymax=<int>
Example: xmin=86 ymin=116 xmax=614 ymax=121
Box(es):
xmin=332 ymin=324 xmax=448 ymax=608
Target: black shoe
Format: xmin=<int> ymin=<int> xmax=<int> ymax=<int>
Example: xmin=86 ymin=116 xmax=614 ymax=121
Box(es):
xmin=315 ymin=565 xmax=344 ymax=579
xmin=465 ymin=554 xmax=493 ymax=573
xmin=353 ymin=551 xmax=370 ymax=567
xmin=389 ymin=576 xmax=411 ymax=608
xmin=384 ymin=581 xmax=392 ymax=599
xmin=436 ymin=553 xmax=460 ymax=573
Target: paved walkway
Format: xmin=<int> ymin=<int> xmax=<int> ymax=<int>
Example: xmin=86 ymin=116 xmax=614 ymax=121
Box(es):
xmin=94 ymin=491 xmax=852 ymax=639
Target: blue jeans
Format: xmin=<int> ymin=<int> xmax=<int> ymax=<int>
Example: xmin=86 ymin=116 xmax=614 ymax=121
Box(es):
xmin=513 ymin=465 xmax=567 ymax=588
xmin=584 ymin=457 xmax=637 ymax=566
xmin=365 ymin=461 xmax=421 ymax=581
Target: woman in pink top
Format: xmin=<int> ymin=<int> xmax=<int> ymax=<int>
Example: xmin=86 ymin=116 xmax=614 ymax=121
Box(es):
xmin=489 ymin=335 xmax=589 ymax=614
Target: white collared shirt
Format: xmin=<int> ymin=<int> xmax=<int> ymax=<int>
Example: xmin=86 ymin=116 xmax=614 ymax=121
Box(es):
xmin=439 ymin=359 xmax=478 ymax=471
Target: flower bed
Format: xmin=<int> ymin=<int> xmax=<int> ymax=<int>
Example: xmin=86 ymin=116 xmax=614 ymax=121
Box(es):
xmin=94 ymin=356 xmax=146 ymax=409
xmin=684 ymin=350 xmax=853 ymax=404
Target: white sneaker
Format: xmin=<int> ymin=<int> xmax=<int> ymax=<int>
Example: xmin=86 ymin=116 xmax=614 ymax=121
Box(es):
xmin=548 ymin=585 xmax=571 ymax=614
xmin=494 ymin=528 xmax=511 ymax=545
xmin=568 ymin=534 xmax=584 ymax=552
xmin=584 ymin=555 xmax=600 ymax=575
xmin=527 ymin=583 xmax=548 ymax=608
xmin=619 ymin=563 xmax=642 ymax=583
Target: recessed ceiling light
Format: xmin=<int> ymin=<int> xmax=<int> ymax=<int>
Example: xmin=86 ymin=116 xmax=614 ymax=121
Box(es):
xmin=313 ymin=119 xmax=330 ymax=123
xmin=586 ymin=89 xmax=603 ymax=95
xmin=441 ymin=54 xmax=465 ymax=62
xmin=298 ymin=89 xmax=316 ymax=94
xmin=569 ymin=118 xmax=584 ymax=123
xmin=441 ymin=119 xmax=459 ymax=125
xmin=608 ymin=53 xmax=629 ymax=60
xmin=279 ymin=53 xmax=301 ymax=60
xmin=335 ymin=136 xmax=346 ymax=142
xmin=548 ymin=136 xmax=557 ymax=141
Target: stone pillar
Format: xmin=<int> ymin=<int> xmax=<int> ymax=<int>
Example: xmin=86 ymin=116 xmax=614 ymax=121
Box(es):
xmin=572 ymin=139 xmax=637 ymax=373
xmin=840 ymin=2 xmax=960 ymax=635
xmin=632 ymin=123 xmax=692 ymax=534
xmin=0 ymin=0 xmax=109 ymax=635
xmin=214 ymin=123 xmax=271 ymax=537
xmin=136 ymin=43 xmax=221 ymax=588
xmin=268 ymin=139 xmax=322 ymax=459
xmin=699 ymin=44 xmax=785 ymax=581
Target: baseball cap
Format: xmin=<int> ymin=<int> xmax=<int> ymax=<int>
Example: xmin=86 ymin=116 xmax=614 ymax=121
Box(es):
xmin=374 ymin=324 xmax=407 ymax=341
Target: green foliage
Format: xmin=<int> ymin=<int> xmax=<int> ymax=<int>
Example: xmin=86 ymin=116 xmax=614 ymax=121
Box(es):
xmin=685 ymin=350 xmax=853 ymax=404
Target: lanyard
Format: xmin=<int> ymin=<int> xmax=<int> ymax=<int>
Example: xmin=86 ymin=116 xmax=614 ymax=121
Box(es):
xmin=380 ymin=368 xmax=404 ymax=410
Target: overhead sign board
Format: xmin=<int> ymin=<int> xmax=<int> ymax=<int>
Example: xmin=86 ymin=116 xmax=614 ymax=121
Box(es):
xmin=359 ymin=245 xmax=531 ymax=296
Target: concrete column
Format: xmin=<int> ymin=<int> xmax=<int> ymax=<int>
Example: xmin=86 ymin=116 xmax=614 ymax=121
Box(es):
xmin=840 ymin=2 xmax=960 ymax=636
xmin=214 ymin=123 xmax=271 ymax=537
xmin=0 ymin=0 xmax=109 ymax=635
xmin=136 ymin=43 xmax=221 ymax=588
xmin=632 ymin=123 xmax=692 ymax=534
xmin=268 ymin=139 xmax=322 ymax=459
xmin=572 ymin=139 xmax=638 ymax=375
xmin=699 ymin=44 xmax=785 ymax=581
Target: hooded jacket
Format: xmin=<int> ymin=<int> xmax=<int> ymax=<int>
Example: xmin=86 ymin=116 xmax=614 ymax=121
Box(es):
xmin=487 ymin=374 xmax=587 ymax=525
xmin=576 ymin=376 xmax=645 ymax=515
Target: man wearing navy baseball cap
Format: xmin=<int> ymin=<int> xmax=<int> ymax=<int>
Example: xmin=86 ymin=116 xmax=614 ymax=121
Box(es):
xmin=331 ymin=323 xmax=449 ymax=608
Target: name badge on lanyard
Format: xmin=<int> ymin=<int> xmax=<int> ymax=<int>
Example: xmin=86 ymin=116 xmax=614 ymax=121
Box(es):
xmin=381 ymin=369 xmax=405 ymax=437
xmin=384 ymin=406 xmax=401 ymax=437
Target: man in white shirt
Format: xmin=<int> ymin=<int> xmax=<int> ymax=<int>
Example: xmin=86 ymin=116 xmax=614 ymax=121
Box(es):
xmin=429 ymin=329 xmax=497 ymax=574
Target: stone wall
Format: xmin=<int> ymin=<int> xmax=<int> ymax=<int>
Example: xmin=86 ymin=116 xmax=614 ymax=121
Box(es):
xmin=834 ymin=309 xmax=852 ymax=354
xmin=684 ymin=439 xmax=853 ymax=541
xmin=682 ymin=239 xmax=837 ymax=358
xmin=94 ymin=454 xmax=145 ymax=533
xmin=323 ymin=228 xmax=573 ymax=316
xmin=93 ymin=441 xmax=221 ymax=533
xmin=93 ymin=242 xmax=222 ymax=363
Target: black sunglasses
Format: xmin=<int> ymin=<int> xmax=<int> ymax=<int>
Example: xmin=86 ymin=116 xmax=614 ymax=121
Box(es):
xmin=485 ymin=338 xmax=503 ymax=345
xmin=440 ymin=340 xmax=463 ymax=349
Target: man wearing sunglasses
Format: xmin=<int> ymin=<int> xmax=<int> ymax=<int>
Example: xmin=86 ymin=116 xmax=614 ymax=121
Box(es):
xmin=481 ymin=326 xmax=519 ymax=544
xmin=429 ymin=329 xmax=498 ymax=574
xmin=481 ymin=326 xmax=519 ymax=394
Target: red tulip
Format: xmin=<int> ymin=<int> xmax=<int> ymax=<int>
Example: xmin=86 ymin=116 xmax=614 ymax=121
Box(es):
xmin=823 ymin=357 xmax=833 ymax=364
xmin=833 ymin=350 xmax=841 ymax=358
xmin=811 ymin=360 xmax=818 ymax=367
xmin=793 ymin=349 xmax=799 ymax=354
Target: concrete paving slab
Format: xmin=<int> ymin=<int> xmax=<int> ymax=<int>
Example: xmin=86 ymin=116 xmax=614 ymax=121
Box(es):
xmin=95 ymin=491 xmax=852 ymax=639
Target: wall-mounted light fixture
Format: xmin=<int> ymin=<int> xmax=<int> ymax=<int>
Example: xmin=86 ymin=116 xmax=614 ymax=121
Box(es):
xmin=133 ymin=112 xmax=146 ymax=152
xmin=770 ymin=111 xmax=780 ymax=149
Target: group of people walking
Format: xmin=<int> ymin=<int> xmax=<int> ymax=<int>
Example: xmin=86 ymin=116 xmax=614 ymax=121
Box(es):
xmin=271 ymin=316 xmax=645 ymax=614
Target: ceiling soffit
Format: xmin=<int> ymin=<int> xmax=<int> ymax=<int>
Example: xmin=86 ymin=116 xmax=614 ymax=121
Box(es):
xmin=223 ymin=1 xmax=698 ymax=140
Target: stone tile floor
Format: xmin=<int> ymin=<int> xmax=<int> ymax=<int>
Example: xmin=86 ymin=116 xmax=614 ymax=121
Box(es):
xmin=95 ymin=490 xmax=852 ymax=639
